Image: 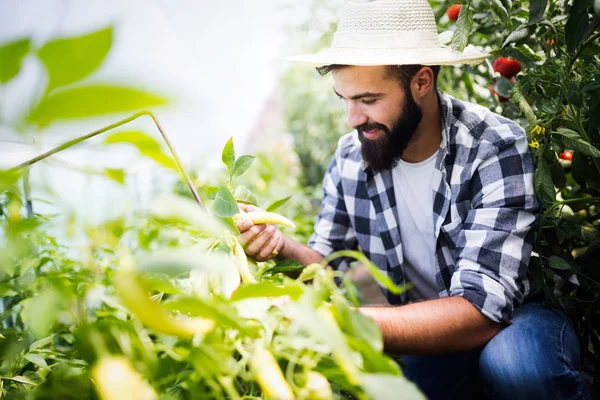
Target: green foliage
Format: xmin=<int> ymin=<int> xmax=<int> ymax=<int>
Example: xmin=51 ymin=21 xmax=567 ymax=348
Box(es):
xmin=0 ymin=138 xmax=423 ymax=399
xmin=0 ymin=38 xmax=31 ymax=84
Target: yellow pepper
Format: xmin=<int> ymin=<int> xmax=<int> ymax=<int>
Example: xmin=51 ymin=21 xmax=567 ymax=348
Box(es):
xmin=114 ymin=268 xmax=214 ymax=338
xmin=234 ymin=210 xmax=296 ymax=229
xmin=249 ymin=344 xmax=294 ymax=400
xmin=92 ymin=356 xmax=157 ymax=400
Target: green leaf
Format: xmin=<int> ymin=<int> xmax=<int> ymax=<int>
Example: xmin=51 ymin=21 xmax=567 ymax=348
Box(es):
xmin=20 ymin=287 xmax=62 ymax=338
xmin=23 ymin=353 xmax=51 ymax=371
xmin=104 ymin=168 xmax=125 ymax=184
xmin=234 ymin=185 xmax=257 ymax=206
xmin=0 ymin=169 xmax=23 ymax=192
xmin=151 ymin=194 xmax=227 ymax=237
xmin=37 ymin=26 xmax=112 ymax=93
xmin=104 ymin=130 xmax=176 ymax=171
xmin=260 ymin=259 xmax=305 ymax=277
xmin=164 ymin=296 xmax=259 ymax=336
xmin=230 ymin=281 xmax=304 ymax=301
xmin=213 ymin=187 xmax=239 ymax=218
xmin=529 ymin=0 xmax=547 ymax=23
xmin=104 ymin=130 xmax=161 ymax=151
xmin=221 ymin=137 xmax=235 ymax=172
xmin=534 ymin=154 xmax=556 ymax=204
xmin=137 ymin=248 xmax=238 ymax=277
xmin=503 ymin=23 xmax=530 ymax=47
xmin=361 ymin=373 xmax=426 ymax=400
xmin=206 ymin=186 xmax=219 ymax=200
xmin=0 ymin=375 xmax=38 ymax=385
xmin=495 ymin=77 xmax=513 ymax=98
xmin=450 ymin=4 xmax=473 ymax=51
xmin=266 ymin=195 xmax=293 ymax=212
xmin=0 ymin=38 xmax=31 ymax=83
xmin=548 ymin=255 xmax=571 ymax=270
xmin=491 ymin=0 xmax=510 ymax=23
xmin=323 ymin=250 xmax=408 ymax=295
xmin=554 ymin=128 xmax=600 ymax=158
xmin=232 ymin=155 xmax=255 ymax=177
xmin=28 ymin=85 xmax=166 ymax=127
xmin=565 ymin=0 xmax=593 ymax=52
xmin=511 ymin=81 xmax=537 ymax=127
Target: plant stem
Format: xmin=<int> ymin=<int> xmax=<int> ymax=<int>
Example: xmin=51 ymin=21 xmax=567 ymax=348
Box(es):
xmin=10 ymin=110 xmax=204 ymax=209
xmin=569 ymin=105 xmax=600 ymax=176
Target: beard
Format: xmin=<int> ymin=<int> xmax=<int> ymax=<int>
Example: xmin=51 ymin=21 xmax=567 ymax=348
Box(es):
xmin=357 ymin=92 xmax=423 ymax=172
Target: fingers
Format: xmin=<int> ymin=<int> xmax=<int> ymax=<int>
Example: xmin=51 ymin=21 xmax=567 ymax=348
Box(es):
xmin=238 ymin=203 xmax=261 ymax=213
xmin=237 ymin=223 xmax=282 ymax=262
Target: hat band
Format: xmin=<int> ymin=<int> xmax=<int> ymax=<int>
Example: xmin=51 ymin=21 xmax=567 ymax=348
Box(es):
xmin=332 ymin=30 xmax=441 ymax=50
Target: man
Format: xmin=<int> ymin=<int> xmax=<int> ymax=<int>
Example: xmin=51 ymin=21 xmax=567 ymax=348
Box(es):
xmin=237 ymin=0 xmax=590 ymax=398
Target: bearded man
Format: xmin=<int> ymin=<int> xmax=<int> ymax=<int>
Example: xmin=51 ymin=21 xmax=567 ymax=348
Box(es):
xmin=237 ymin=0 xmax=590 ymax=398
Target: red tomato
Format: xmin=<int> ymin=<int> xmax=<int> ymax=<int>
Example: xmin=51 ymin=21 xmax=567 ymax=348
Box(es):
xmin=447 ymin=4 xmax=461 ymax=21
xmin=559 ymin=150 xmax=573 ymax=161
xmin=493 ymin=57 xmax=522 ymax=79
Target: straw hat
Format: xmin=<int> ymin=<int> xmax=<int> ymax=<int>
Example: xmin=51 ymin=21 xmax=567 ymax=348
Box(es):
xmin=287 ymin=0 xmax=488 ymax=67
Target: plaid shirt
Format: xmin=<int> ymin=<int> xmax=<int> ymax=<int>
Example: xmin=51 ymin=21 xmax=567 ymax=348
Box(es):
xmin=309 ymin=91 xmax=539 ymax=324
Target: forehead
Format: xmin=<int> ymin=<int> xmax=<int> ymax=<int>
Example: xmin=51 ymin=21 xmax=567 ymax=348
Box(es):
xmin=332 ymin=65 xmax=400 ymax=94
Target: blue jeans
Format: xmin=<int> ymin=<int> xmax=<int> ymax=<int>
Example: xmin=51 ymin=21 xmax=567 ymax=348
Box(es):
xmin=398 ymin=302 xmax=591 ymax=399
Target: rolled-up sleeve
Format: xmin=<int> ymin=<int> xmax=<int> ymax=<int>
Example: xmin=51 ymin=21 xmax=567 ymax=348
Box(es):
xmin=449 ymin=134 xmax=539 ymax=324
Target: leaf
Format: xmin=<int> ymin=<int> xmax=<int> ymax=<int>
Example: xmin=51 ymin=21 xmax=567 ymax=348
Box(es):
xmin=213 ymin=187 xmax=239 ymax=218
xmin=554 ymin=128 xmax=600 ymax=158
xmin=450 ymin=4 xmax=473 ymax=51
xmin=104 ymin=130 xmax=161 ymax=152
xmin=104 ymin=168 xmax=125 ymax=184
xmin=37 ymin=26 xmax=112 ymax=93
xmin=230 ymin=281 xmax=304 ymax=301
xmin=495 ymin=77 xmax=513 ymax=98
xmin=361 ymin=373 xmax=426 ymax=400
xmin=534 ymin=154 xmax=556 ymax=204
xmin=266 ymin=195 xmax=293 ymax=212
xmin=28 ymin=85 xmax=166 ymax=127
xmin=234 ymin=185 xmax=257 ymax=206
xmin=20 ymin=287 xmax=62 ymax=338
xmin=260 ymin=259 xmax=305 ymax=277
xmin=206 ymin=186 xmax=219 ymax=200
xmin=0 ymin=169 xmax=23 ymax=192
xmin=137 ymin=248 xmax=238 ymax=277
xmin=163 ymin=297 xmax=259 ymax=336
xmin=151 ymin=194 xmax=227 ymax=237
xmin=529 ymin=0 xmax=547 ymax=23
xmin=491 ymin=0 xmax=509 ymax=23
xmin=565 ymin=0 xmax=592 ymax=52
xmin=0 ymin=38 xmax=30 ymax=83
xmin=29 ymin=335 xmax=55 ymax=350
xmin=0 ymin=375 xmax=38 ymax=385
xmin=503 ymin=23 xmax=530 ymax=47
xmin=323 ymin=250 xmax=408 ymax=295
xmin=232 ymin=155 xmax=255 ymax=177
xmin=548 ymin=255 xmax=571 ymax=270
xmin=23 ymin=353 xmax=51 ymax=371
xmin=511 ymin=81 xmax=537 ymax=126
xmin=221 ymin=137 xmax=235 ymax=172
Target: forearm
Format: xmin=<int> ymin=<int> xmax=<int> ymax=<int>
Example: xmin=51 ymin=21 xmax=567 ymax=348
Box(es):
xmin=359 ymin=297 xmax=503 ymax=354
xmin=278 ymin=236 xmax=324 ymax=265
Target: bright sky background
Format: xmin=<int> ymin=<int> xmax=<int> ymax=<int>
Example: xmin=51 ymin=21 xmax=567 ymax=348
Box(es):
xmin=0 ymin=0 xmax=314 ymax=224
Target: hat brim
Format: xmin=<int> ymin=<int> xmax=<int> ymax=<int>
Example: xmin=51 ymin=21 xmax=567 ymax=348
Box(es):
xmin=286 ymin=46 xmax=488 ymax=67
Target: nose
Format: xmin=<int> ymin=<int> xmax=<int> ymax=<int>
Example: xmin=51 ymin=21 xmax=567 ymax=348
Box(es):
xmin=346 ymin=102 xmax=368 ymax=129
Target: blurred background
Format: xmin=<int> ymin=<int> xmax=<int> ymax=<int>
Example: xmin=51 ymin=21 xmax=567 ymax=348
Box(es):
xmin=0 ymin=0 xmax=343 ymax=225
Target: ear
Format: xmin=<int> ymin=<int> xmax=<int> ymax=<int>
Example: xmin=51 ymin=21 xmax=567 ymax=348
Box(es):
xmin=411 ymin=67 xmax=435 ymax=99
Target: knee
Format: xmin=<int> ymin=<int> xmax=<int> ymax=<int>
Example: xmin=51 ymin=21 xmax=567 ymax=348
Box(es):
xmin=478 ymin=320 xmax=587 ymax=399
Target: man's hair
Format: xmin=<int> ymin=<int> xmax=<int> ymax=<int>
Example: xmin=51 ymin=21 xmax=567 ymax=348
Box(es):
xmin=316 ymin=64 xmax=441 ymax=91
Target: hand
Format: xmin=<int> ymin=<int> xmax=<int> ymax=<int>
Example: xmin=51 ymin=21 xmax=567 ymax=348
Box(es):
xmin=236 ymin=204 xmax=285 ymax=262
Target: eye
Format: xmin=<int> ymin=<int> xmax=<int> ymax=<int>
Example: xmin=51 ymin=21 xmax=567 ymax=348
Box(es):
xmin=362 ymin=99 xmax=377 ymax=105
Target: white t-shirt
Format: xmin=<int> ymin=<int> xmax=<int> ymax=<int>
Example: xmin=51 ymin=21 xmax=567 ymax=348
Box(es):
xmin=391 ymin=150 xmax=440 ymax=301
